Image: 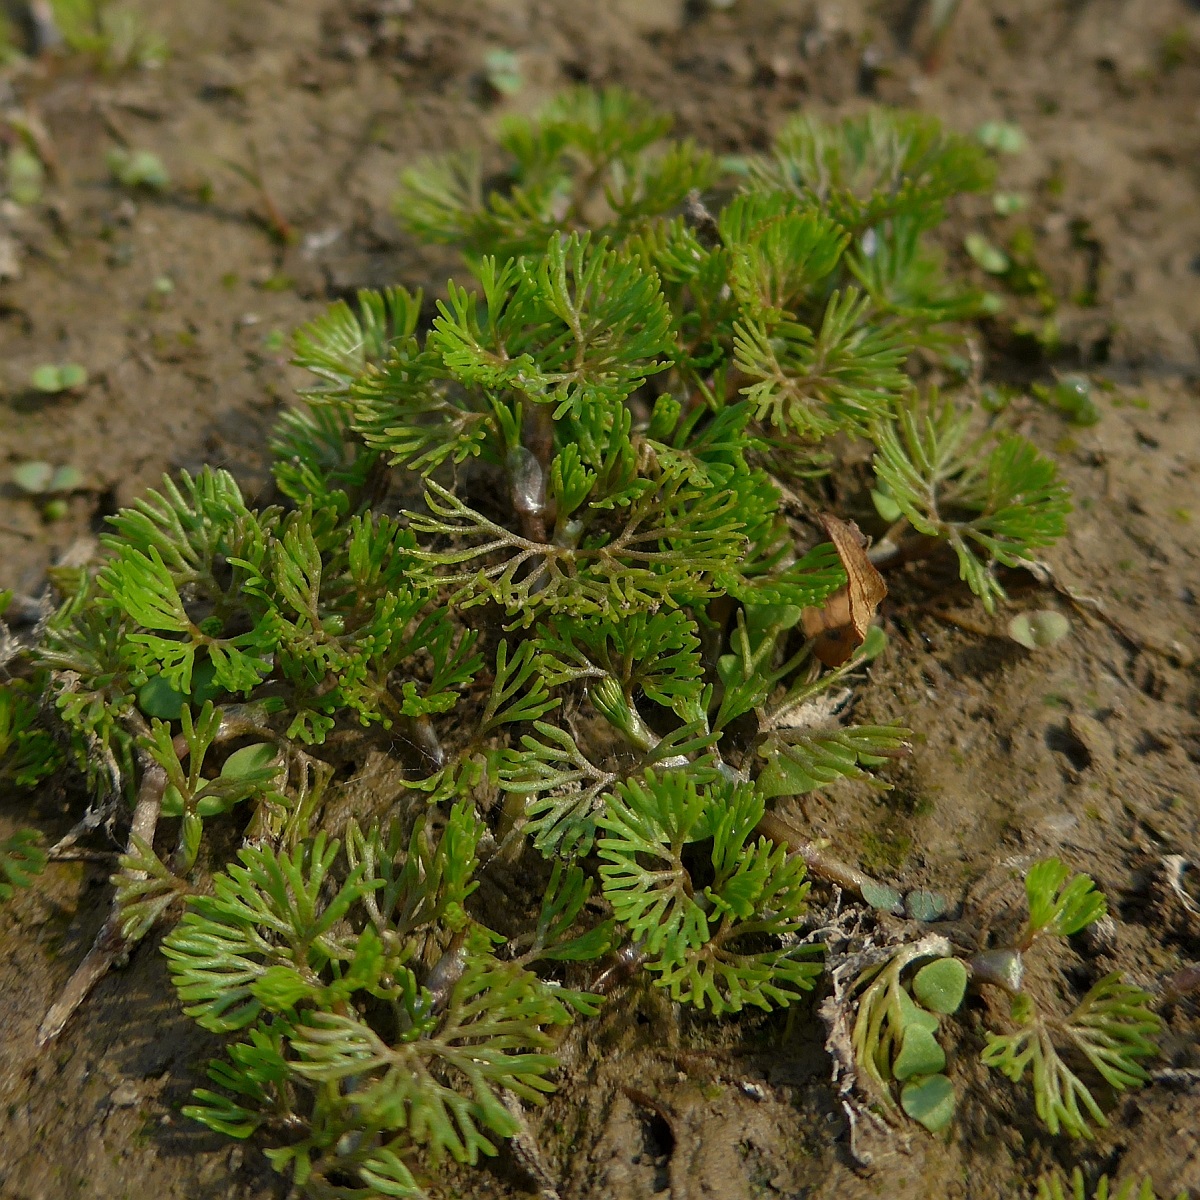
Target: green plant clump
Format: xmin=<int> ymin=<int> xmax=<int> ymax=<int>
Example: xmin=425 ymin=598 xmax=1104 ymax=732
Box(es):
xmin=0 ymin=90 xmax=1085 ymax=1197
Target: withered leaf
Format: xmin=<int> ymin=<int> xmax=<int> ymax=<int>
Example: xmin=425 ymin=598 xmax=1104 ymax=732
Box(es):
xmin=800 ymin=514 xmax=887 ymax=667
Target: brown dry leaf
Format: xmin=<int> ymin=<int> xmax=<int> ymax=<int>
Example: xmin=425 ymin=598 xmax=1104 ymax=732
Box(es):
xmin=800 ymin=514 xmax=887 ymax=667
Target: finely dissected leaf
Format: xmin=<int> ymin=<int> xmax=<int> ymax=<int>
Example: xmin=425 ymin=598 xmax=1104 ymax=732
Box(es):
xmin=597 ymin=770 xmax=714 ymax=955
xmin=541 ymin=609 xmax=703 ymax=720
xmin=734 ymin=291 xmax=908 ymax=439
xmin=981 ymin=973 xmax=1158 ymax=1138
xmin=0 ymin=681 xmax=62 ymax=789
xmin=499 ymin=721 xmax=618 ymax=857
xmin=751 ymin=108 xmax=993 ymax=234
xmin=291 ymin=286 xmax=423 ymax=400
xmin=409 ymin=467 xmax=747 ymax=621
xmin=478 ymin=639 xmax=558 ymax=734
xmin=271 ymin=402 xmax=381 ymax=513
xmin=113 ymin=835 xmax=187 ymax=941
xmin=720 ymin=193 xmax=847 ymax=318
xmin=756 ymin=724 xmax=910 ymax=798
xmin=1067 ymin=973 xmax=1160 ymax=1091
xmin=597 ymin=770 xmax=818 ymax=1014
xmin=873 ymin=399 xmax=1070 ymax=611
xmin=162 ymin=834 xmax=376 ymax=1032
xmin=1022 ymin=857 xmax=1107 ymax=943
xmin=396 ymin=87 xmax=713 ymax=259
xmin=288 ymin=958 xmax=564 ymax=1166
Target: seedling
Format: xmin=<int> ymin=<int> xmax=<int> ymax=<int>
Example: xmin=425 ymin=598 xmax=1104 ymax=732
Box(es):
xmin=850 ymin=859 xmax=1159 ymax=1143
xmin=222 ymin=148 xmax=295 ymax=244
xmin=482 ymin=48 xmax=523 ymax=97
xmin=992 ymin=191 xmax=1028 ymax=216
xmin=1033 ymin=375 xmax=1100 ymax=426
xmin=980 ymin=860 xmax=1158 ymax=1139
xmin=11 ymin=460 xmax=84 ymax=520
xmin=965 ymin=231 xmax=1011 ymax=275
xmin=976 ymin=121 xmax=1028 ymax=156
xmin=850 ymin=940 xmax=967 ymax=1131
xmin=11 ymin=461 xmax=83 ymax=495
xmin=107 ymin=147 xmax=170 ymax=191
xmin=1008 ymin=609 xmax=1070 ymax=650
xmin=30 ymin=362 xmax=88 ymax=393
xmin=6 ymin=144 xmax=45 ymax=205
xmin=0 ymin=90 xmax=1099 ymax=1197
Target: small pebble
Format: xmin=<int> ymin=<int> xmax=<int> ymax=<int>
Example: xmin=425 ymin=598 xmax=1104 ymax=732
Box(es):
xmin=1080 ymin=913 xmax=1118 ymax=956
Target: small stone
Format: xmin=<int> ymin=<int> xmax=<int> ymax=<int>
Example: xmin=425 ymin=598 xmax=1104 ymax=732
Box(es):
xmin=1080 ymin=914 xmax=1118 ymax=956
xmin=110 ymin=1082 xmax=140 ymax=1107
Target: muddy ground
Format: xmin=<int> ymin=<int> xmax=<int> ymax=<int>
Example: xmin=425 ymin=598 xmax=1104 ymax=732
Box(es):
xmin=1 ymin=1 xmax=1198 ymax=1198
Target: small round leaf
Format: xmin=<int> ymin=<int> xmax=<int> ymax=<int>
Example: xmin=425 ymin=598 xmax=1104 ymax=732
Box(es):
xmin=57 ymin=363 xmax=88 ymax=390
xmin=49 ymin=465 xmax=84 ymax=492
xmin=964 ymin=232 xmax=1010 ymax=275
xmin=896 ymin=986 xmax=940 ymax=1034
xmin=220 ymin=742 xmax=280 ymax=780
xmin=912 ymin=958 xmax=968 ymax=1014
xmin=12 ymin=460 xmax=54 ymax=493
xmin=860 ymin=878 xmax=903 ymax=914
xmin=160 ymin=783 xmax=184 ymax=818
xmin=138 ymin=675 xmax=183 ymax=720
xmin=900 ymin=1073 xmax=956 ymax=1132
xmin=871 ymin=488 xmax=902 ymax=523
xmin=137 ymin=658 xmax=220 ymax=720
xmin=1008 ymin=610 xmax=1070 ymax=650
xmin=905 ymin=888 xmax=950 ymax=922
xmin=31 ymin=365 xmax=64 ymax=392
xmin=894 ymin=1026 xmax=946 ymax=1081
xmin=976 ymin=121 xmax=1027 ymax=154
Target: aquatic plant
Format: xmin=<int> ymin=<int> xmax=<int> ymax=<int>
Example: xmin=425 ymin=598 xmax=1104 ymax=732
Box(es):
xmin=0 ymin=90 xmax=1105 ymax=1198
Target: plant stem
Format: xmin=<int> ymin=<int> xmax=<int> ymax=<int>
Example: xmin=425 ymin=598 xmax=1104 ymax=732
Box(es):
xmin=756 ymin=810 xmax=903 ymax=914
xmin=35 ymin=755 xmax=167 ymax=1048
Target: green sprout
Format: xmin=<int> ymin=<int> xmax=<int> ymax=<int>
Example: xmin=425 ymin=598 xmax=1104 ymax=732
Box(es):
xmin=980 ymin=860 xmax=1159 ymax=1139
xmin=1008 ymin=609 xmax=1071 ymax=651
xmin=6 ymin=144 xmax=45 ymax=205
xmin=848 ymin=859 xmax=1160 ymax=1142
xmin=850 ymin=941 xmax=967 ymax=1131
xmin=482 ymin=48 xmax=523 ymax=97
xmin=1033 ymin=375 xmax=1100 ymax=426
xmin=107 ymin=147 xmax=170 ymax=191
xmin=30 ymin=363 xmax=88 ymax=393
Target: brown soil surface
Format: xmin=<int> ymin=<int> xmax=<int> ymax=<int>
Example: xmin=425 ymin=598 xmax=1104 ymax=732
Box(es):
xmin=1 ymin=2 xmax=1198 ymax=1199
